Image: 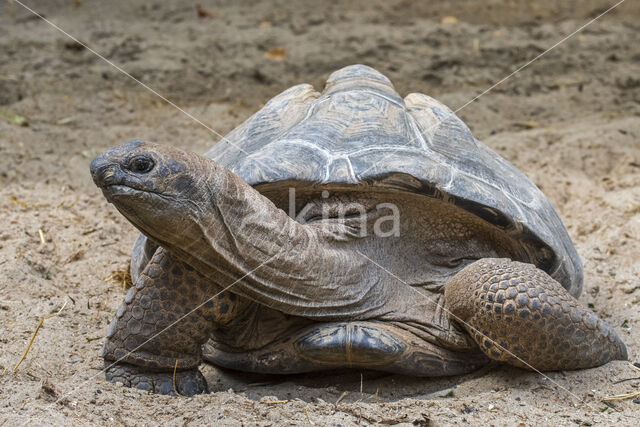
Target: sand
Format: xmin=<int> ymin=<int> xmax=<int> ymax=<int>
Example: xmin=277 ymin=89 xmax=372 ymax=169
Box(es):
xmin=0 ymin=0 xmax=639 ymax=425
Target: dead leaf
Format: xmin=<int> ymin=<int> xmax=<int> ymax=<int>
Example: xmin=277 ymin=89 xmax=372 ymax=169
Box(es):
xmin=1 ymin=110 xmax=28 ymax=126
xmin=65 ymin=250 xmax=84 ymax=264
xmin=57 ymin=116 xmax=76 ymax=125
xmin=196 ymin=4 xmax=215 ymax=19
xmin=264 ymin=48 xmax=285 ymax=61
xmin=513 ymin=121 xmax=539 ymax=129
xmin=38 ymin=379 xmax=58 ymax=401
xmin=441 ymin=16 xmax=458 ymax=24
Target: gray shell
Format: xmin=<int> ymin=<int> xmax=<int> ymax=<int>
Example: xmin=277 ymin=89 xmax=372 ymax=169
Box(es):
xmin=205 ymin=65 xmax=583 ymax=297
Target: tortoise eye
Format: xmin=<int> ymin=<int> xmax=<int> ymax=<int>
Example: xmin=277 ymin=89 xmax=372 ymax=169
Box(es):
xmin=128 ymin=155 xmax=155 ymax=174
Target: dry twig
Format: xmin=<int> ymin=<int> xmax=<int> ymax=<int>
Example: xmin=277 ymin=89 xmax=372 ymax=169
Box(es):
xmin=173 ymin=359 xmax=181 ymax=396
xmin=14 ymin=299 xmax=68 ymax=371
xmin=602 ymin=390 xmax=640 ymax=402
xmin=603 ymin=362 xmax=640 ymax=402
xmin=303 ymin=408 xmax=314 ymax=425
xmin=335 ymin=391 xmax=348 ymax=406
xmin=105 ymin=269 xmax=132 ymax=291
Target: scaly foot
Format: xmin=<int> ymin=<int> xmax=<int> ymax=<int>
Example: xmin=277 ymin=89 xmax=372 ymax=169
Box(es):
xmin=444 ymin=258 xmax=627 ymax=371
xmin=105 ymin=362 xmax=208 ymax=396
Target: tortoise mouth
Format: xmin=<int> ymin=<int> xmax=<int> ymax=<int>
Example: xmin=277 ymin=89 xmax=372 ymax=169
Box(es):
xmin=101 ymin=184 xmax=180 ymax=208
xmin=101 ymin=184 xmax=147 ymax=202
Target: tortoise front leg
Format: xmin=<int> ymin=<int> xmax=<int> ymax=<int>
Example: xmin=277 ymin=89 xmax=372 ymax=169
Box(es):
xmin=102 ymin=247 xmax=240 ymax=395
xmin=444 ymin=258 xmax=627 ymax=371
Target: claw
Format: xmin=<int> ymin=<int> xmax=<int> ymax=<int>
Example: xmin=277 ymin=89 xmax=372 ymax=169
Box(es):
xmin=105 ymin=362 xmax=208 ymax=396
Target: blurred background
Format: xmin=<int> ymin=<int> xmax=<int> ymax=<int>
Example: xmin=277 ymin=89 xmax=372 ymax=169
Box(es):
xmin=2 ymin=1 xmax=639 ymax=168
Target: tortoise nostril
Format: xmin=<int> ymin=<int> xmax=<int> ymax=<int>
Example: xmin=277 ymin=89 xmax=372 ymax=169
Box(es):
xmin=89 ymin=156 xmax=104 ymax=176
xmin=90 ymin=155 xmax=117 ymax=186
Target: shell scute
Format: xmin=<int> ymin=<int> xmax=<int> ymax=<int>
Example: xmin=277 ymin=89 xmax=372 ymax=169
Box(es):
xmin=205 ymin=64 xmax=582 ymax=296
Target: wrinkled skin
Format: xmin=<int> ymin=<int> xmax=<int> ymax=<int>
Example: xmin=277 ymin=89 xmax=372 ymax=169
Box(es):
xmin=90 ymin=141 xmax=627 ymax=396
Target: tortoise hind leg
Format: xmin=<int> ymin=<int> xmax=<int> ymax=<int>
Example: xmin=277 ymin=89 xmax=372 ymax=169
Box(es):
xmin=102 ymin=247 xmax=244 ymax=395
xmin=444 ymin=258 xmax=627 ymax=371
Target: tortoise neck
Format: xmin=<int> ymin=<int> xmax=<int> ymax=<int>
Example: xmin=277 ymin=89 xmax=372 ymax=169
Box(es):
xmin=169 ymin=158 xmax=300 ymax=280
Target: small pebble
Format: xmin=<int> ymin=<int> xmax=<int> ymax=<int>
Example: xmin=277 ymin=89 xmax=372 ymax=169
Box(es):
xmin=488 ymin=404 xmax=495 ymax=410
xmin=515 ymin=397 xmax=521 ymax=401
xmin=632 ymin=397 xmax=640 ymax=405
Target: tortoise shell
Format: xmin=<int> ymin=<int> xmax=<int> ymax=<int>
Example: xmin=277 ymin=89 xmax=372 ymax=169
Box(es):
xmin=205 ymin=65 xmax=582 ymax=296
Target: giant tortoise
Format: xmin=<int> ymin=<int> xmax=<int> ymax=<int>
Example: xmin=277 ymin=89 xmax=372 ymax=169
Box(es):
xmin=90 ymin=65 xmax=627 ymax=395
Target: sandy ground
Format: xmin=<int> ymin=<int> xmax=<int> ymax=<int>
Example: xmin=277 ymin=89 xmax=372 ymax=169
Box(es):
xmin=1 ymin=0 xmax=639 ymax=425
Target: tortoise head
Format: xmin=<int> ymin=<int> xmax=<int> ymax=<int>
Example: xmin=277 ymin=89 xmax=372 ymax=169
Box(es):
xmin=90 ymin=140 xmax=213 ymax=249
xmin=90 ymin=140 xmax=311 ymax=279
